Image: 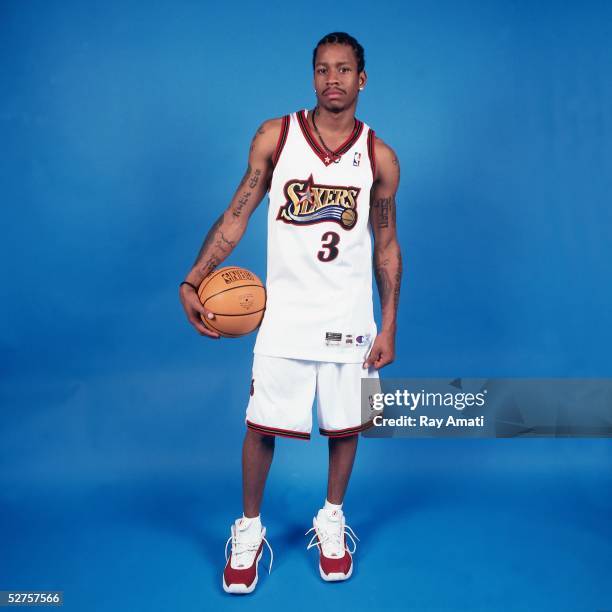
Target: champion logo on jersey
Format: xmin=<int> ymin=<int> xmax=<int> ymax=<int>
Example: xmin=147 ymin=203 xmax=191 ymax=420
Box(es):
xmin=277 ymin=174 xmax=361 ymax=230
xmin=356 ymin=334 xmax=371 ymax=346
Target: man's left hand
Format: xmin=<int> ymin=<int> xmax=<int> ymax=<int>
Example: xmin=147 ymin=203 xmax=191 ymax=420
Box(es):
xmin=363 ymin=330 xmax=396 ymax=370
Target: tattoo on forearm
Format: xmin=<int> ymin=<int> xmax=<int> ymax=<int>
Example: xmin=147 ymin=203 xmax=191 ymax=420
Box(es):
xmin=374 ymin=264 xmax=392 ymax=304
xmin=218 ymin=230 xmax=234 ymax=252
xmin=199 ymin=255 xmax=220 ymax=279
xmin=393 ymin=252 xmax=402 ymax=312
xmin=194 ymin=213 xmax=224 ymax=264
xmin=374 ymin=250 xmax=402 ymax=315
xmin=192 ymin=211 xmax=237 ymax=277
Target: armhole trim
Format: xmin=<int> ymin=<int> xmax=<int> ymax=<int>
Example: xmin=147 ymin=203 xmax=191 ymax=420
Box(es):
xmin=272 ymin=115 xmax=290 ymax=168
xmin=367 ymin=128 xmax=376 ymax=181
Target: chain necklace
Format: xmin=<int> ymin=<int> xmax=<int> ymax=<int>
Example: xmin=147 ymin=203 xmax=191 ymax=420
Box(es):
xmin=310 ymin=106 xmax=356 ymax=164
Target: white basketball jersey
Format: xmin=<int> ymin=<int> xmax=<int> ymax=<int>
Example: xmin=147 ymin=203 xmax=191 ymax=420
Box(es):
xmin=253 ymin=108 xmax=378 ymax=363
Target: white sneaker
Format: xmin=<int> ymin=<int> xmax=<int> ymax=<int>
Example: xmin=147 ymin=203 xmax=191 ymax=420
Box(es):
xmin=223 ymin=516 xmax=273 ymax=594
xmin=305 ymin=508 xmax=359 ymax=581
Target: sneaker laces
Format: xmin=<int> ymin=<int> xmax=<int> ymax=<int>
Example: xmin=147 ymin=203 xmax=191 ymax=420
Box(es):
xmin=225 ymin=524 xmax=274 ymax=573
xmin=305 ymin=516 xmax=359 ymax=557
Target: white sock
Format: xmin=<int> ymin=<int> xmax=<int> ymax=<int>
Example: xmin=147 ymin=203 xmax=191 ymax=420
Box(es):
xmin=323 ymin=499 xmax=343 ymax=518
xmin=239 ymin=513 xmax=261 ymax=530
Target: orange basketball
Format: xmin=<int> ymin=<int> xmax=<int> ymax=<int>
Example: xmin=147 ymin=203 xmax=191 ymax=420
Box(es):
xmin=198 ymin=266 xmax=266 ymax=338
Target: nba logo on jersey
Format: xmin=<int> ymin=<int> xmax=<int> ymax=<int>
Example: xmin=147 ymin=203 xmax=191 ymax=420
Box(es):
xmin=353 ymin=152 xmax=361 ymax=166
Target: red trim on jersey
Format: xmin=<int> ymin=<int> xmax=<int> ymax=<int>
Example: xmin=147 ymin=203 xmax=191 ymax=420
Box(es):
xmin=272 ymin=115 xmax=290 ymax=168
xmin=319 ymin=419 xmax=375 ymax=438
xmin=367 ymin=128 xmax=376 ymax=180
xmin=246 ymin=419 xmax=311 ymax=440
xmin=296 ymin=110 xmax=364 ymax=167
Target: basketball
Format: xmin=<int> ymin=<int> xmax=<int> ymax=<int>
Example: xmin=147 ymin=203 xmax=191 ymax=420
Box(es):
xmin=198 ymin=266 xmax=266 ymax=337
xmin=341 ymin=208 xmax=356 ymax=228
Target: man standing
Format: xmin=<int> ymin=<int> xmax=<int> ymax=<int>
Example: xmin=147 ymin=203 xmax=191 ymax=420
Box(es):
xmin=179 ymin=32 xmax=401 ymax=594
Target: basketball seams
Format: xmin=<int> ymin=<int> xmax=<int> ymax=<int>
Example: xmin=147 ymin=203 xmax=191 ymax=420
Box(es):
xmin=205 ymin=307 xmax=266 ymax=318
xmin=202 ymin=284 xmax=266 ymax=308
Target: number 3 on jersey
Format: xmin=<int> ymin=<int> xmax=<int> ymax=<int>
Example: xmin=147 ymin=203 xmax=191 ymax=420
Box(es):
xmin=317 ymin=231 xmax=340 ymax=262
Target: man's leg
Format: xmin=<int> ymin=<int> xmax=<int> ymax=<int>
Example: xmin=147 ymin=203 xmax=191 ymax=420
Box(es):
xmin=242 ymin=428 xmax=275 ymax=517
xmin=305 ymin=433 xmax=360 ymax=582
xmin=326 ymin=434 xmax=358 ymax=504
xmin=306 ymin=361 xmax=377 ymax=581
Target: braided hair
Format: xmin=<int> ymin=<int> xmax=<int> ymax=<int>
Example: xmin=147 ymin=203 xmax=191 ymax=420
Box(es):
xmin=312 ymin=32 xmax=365 ymax=73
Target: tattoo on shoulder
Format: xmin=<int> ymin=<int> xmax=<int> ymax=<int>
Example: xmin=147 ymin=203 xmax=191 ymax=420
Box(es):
xmin=249 ymin=123 xmax=267 ymax=154
xmin=391 ymin=154 xmax=400 ymax=181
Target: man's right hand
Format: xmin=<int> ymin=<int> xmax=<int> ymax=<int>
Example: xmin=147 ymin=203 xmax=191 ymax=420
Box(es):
xmin=179 ymin=284 xmax=221 ymax=339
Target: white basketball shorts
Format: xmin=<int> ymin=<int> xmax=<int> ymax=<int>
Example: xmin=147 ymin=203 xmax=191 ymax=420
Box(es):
xmin=245 ymin=353 xmax=381 ymax=440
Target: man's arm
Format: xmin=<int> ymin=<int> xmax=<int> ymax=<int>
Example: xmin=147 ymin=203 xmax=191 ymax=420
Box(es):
xmin=179 ymin=118 xmax=282 ymax=337
xmin=364 ymin=137 xmax=402 ymax=368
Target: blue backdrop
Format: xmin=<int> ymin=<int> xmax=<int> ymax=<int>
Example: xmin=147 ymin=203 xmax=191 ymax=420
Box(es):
xmin=1 ymin=1 xmax=611 ymax=610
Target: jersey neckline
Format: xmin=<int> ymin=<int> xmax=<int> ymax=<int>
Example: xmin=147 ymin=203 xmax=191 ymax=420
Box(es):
xmin=296 ymin=109 xmax=364 ymax=167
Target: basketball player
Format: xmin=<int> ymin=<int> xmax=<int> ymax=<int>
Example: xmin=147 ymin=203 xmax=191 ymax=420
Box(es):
xmin=179 ymin=32 xmax=401 ymax=594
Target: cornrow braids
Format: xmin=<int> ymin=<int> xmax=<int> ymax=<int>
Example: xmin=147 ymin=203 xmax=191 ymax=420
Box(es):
xmin=312 ymin=32 xmax=365 ymax=73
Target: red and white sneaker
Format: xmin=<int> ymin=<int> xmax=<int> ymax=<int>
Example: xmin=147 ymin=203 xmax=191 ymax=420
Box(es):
xmin=223 ymin=516 xmax=273 ymax=594
xmin=305 ymin=509 xmax=359 ymax=582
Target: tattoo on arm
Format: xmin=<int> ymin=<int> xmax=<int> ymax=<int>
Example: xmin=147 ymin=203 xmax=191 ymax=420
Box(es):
xmin=393 ymin=252 xmax=402 ymax=311
xmin=392 ymin=155 xmax=400 ymax=179
xmin=189 ymin=123 xmax=269 ymax=282
xmin=192 ymin=211 xmax=237 ymax=277
xmin=371 ymin=196 xmax=395 ymax=229
xmin=195 ymin=213 xmax=224 ymax=263
xmin=248 ymin=169 xmax=262 ymax=189
xmin=374 ymin=251 xmax=402 ymax=315
xmin=232 ymin=192 xmax=252 ymax=218
xmin=233 ymin=167 xmax=262 ymax=217
xmin=374 ymin=258 xmax=392 ymax=303
xmin=198 ymin=255 xmax=220 ymax=280
xmin=249 ymin=124 xmax=266 ymax=154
